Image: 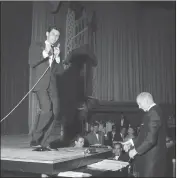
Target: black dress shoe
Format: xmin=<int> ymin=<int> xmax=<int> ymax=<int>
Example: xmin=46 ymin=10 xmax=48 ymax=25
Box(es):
xmin=32 ymin=147 xmax=52 ymax=151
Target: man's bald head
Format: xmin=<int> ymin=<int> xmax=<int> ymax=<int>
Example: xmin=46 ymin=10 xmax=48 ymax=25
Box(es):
xmin=136 ymin=92 xmax=155 ymax=111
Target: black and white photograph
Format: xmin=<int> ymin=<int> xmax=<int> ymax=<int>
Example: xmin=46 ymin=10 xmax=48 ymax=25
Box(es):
xmin=1 ymin=1 xmax=176 ymax=177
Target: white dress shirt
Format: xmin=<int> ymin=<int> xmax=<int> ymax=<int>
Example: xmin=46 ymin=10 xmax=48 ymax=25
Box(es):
xmin=95 ymin=133 xmax=99 ymax=141
xmin=114 ymin=156 xmax=120 ymax=160
xmin=120 ymin=133 xmax=124 ymax=139
xmin=42 ymin=40 xmax=60 ymax=67
xmin=121 ymin=118 xmax=124 ymax=126
xmin=147 ymin=103 xmax=156 ymax=111
xmin=112 ymin=132 xmax=115 ymax=141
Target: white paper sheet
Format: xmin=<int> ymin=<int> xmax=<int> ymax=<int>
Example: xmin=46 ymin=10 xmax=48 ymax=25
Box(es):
xmin=87 ymin=159 xmax=129 ymax=171
xmin=58 ymin=171 xmax=92 ymax=177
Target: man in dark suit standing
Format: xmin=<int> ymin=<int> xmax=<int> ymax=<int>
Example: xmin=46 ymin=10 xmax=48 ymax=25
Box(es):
xmin=123 ymin=92 xmax=167 ymax=177
xmin=29 ymin=26 xmax=64 ymax=150
xmin=115 ymin=112 xmax=129 ymax=139
xmin=120 ymin=112 xmax=129 ymax=129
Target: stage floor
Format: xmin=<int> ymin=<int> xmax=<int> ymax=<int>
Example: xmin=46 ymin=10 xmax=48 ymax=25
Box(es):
xmin=1 ymin=135 xmax=112 ymax=176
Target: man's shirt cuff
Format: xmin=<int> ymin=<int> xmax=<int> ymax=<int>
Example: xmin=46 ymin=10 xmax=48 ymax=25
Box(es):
xmin=55 ymin=56 xmax=60 ymax=63
xmin=42 ymin=50 xmax=49 ymax=58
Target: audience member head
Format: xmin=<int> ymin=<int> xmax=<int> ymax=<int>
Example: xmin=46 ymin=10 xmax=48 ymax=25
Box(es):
xmin=92 ymin=122 xmax=99 ymax=133
xmin=73 ymin=134 xmax=85 ymax=148
xmin=120 ymin=127 xmax=127 ymax=136
xmin=127 ymin=127 xmax=135 ymax=136
xmin=113 ymin=143 xmax=123 ymax=156
xmin=46 ymin=26 xmax=60 ymax=45
xmin=136 ymin=92 xmax=155 ymax=112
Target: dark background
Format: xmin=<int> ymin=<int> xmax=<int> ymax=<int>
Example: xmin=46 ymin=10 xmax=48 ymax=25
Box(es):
xmin=1 ymin=2 xmax=33 ymax=135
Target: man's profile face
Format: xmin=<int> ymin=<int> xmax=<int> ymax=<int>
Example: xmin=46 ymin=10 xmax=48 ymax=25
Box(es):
xmin=120 ymin=127 xmax=126 ymax=135
xmin=75 ymin=137 xmax=84 ymax=148
xmin=137 ymin=97 xmax=148 ymax=111
xmin=128 ymin=127 xmax=135 ymax=135
xmin=46 ymin=29 xmax=60 ymax=45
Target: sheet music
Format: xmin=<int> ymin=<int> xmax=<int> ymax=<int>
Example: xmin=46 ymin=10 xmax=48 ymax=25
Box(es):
xmin=87 ymin=159 xmax=129 ymax=171
xmin=58 ymin=171 xmax=91 ymax=177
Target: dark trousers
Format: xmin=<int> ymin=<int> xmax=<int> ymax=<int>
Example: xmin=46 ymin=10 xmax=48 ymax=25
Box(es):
xmin=31 ymin=84 xmax=61 ymax=147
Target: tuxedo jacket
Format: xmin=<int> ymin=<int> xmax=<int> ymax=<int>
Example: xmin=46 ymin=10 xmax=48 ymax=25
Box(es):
xmin=29 ymin=42 xmax=64 ymax=91
xmin=85 ymin=131 xmax=105 ymax=145
xmin=133 ymin=105 xmax=167 ymax=177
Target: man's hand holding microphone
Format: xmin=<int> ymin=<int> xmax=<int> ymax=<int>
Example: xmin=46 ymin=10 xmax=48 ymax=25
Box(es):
xmin=43 ymin=41 xmax=60 ymax=67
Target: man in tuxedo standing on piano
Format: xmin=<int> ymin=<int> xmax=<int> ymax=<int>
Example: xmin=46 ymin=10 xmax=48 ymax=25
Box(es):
xmin=29 ymin=26 xmax=64 ymax=150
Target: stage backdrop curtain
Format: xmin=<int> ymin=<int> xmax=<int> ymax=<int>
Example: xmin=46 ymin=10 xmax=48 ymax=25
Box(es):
xmin=90 ymin=2 xmax=175 ymax=104
xmin=1 ymin=2 xmax=32 ymax=135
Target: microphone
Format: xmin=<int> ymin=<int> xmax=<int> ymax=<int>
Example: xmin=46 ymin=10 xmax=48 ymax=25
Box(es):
xmin=53 ymin=43 xmax=60 ymax=51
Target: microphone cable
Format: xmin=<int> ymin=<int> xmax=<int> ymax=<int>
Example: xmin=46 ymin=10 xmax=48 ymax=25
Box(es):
xmin=0 ymin=64 xmax=51 ymax=123
xmin=1 ymin=44 xmax=62 ymax=123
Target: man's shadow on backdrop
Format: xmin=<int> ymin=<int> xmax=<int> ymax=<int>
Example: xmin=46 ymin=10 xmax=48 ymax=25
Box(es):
xmin=51 ymin=45 xmax=97 ymax=147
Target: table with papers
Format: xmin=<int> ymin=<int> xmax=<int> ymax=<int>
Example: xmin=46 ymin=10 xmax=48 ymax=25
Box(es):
xmin=62 ymin=159 xmax=130 ymax=177
xmin=87 ymin=159 xmax=129 ymax=171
